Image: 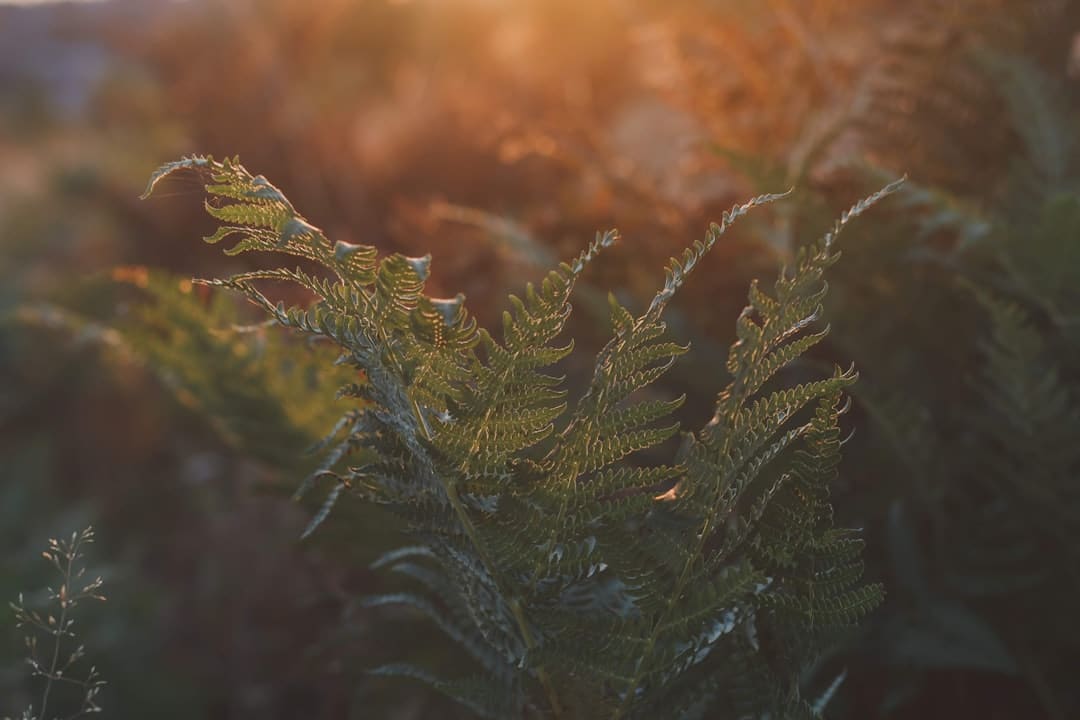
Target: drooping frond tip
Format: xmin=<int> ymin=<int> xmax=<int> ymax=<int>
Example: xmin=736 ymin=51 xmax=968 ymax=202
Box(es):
xmin=141 ymin=154 xmax=216 ymax=199
xmin=142 ymin=154 xmax=325 ymax=253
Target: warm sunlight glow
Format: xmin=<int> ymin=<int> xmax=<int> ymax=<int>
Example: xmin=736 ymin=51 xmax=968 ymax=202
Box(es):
xmin=1 ymin=1 xmax=1073 ymax=717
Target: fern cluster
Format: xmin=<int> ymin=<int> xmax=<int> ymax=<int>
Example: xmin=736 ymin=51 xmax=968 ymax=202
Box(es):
xmin=953 ymin=289 xmax=1080 ymax=592
xmin=15 ymin=267 xmax=349 ymax=480
xmin=854 ymin=0 xmax=1069 ymax=198
xmin=767 ymin=21 xmax=1080 ymax=711
xmin=142 ymin=156 xmax=897 ymax=718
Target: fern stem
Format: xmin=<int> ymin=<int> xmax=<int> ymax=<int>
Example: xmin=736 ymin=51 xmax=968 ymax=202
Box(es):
xmin=510 ymin=597 xmax=565 ymax=719
xmin=409 ymin=383 xmax=563 ymax=713
xmin=444 ymin=480 xmax=565 ymax=718
xmin=613 ymin=513 xmax=715 ymax=720
xmin=411 ymin=398 xmax=433 ymax=440
xmin=407 ymin=384 xmax=562 ymax=713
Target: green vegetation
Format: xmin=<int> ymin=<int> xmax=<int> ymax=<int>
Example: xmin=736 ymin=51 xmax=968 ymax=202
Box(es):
xmin=138 ymin=155 xmax=897 ymax=718
xmin=3 ymin=1 xmax=1078 ymax=717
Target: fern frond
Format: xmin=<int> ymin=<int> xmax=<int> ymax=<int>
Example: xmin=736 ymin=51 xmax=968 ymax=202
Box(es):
xmin=606 ymin=184 xmax=898 ymax=718
xmin=960 ymin=288 xmax=1080 ymax=577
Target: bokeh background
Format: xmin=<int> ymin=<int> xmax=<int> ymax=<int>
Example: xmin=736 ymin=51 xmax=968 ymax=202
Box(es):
xmin=2 ymin=0 xmax=1079 ymax=718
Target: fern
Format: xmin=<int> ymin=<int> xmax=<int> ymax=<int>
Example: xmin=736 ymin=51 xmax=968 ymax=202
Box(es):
xmin=143 ymin=155 xmax=898 ymax=719
xmin=853 ymin=0 xmax=1070 ymax=199
xmin=951 ymin=288 xmax=1080 ymax=596
xmin=14 ymin=268 xmax=349 ymax=480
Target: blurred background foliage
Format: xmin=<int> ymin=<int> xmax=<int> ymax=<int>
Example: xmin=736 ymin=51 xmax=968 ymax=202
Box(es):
xmin=1 ymin=0 xmax=1078 ymax=717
